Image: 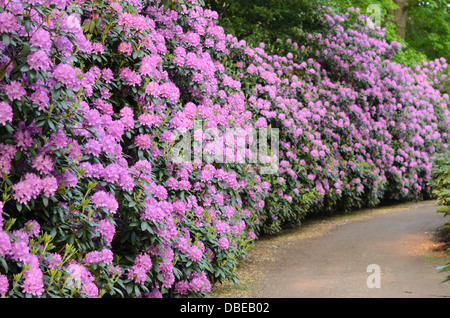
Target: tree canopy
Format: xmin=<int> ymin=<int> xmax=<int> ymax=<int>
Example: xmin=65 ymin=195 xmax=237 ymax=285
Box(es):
xmin=204 ymin=0 xmax=450 ymax=66
xmin=204 ymin=0 xmax=327 ymax=45
xmin=406 ymin=0 xmax=450 ymax=61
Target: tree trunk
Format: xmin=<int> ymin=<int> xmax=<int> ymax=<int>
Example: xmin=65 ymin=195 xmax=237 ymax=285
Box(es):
xmin=389 ymin=0 xmax=410 ymax=39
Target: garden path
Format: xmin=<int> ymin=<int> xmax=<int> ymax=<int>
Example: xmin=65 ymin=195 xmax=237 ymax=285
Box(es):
xmin=252 ymin=201 xmax=449 ymax=298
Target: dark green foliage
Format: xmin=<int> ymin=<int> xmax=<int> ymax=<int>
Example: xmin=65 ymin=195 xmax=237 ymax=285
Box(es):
xmin=406 ymin=0 xmax=450 ymax=62
xmin=430 ymin=153 xmax=450 ymax=217
xmin=204 ymin=0 xmax=328 ymax=46
xmin=430 ymin=152 xmax=450 ymax=282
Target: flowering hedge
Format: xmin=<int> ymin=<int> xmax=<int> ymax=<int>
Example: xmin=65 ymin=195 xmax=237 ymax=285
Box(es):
xmin=0 ymin=0 xmax=448 ymax=298
xmin=223 ymin=7 xmax=450 ymax=234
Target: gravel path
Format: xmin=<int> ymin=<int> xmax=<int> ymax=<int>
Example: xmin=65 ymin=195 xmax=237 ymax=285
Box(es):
xmin=254 ymin=201 xmax=450 ymax=298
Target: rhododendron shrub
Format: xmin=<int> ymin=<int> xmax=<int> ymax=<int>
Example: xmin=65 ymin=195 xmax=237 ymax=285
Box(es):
xmin=0 ymin=0 xmax=117 ymax=298
xmin=0 ymin=0 xmax=266 ymax=298
xmin=221 ymin=6 xmax=449 ymax=234
xmin=72 ymin=0 xmax=268 ymax=297
xmin=0 ymin=0 xmax=448 ymax=298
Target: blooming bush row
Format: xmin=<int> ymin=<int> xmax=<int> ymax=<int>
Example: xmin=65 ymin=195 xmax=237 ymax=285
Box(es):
xmin=0 ymin=0 xmax=448 ymax=298
xmin=223 ymin=7 xmax=450 ymax=234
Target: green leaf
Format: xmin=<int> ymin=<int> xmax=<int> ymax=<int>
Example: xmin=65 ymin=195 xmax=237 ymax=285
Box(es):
xmin=0 ymin=65 xmax=7 ymax=81
xmin=24 ymin=19 xmax=32 ymax=33
xmin=140 ymin=222 xmax=150 ymax=232
xmin=125 ymin=283 xmax=133 ymax=295
xmin=436 ymin=205 xmax=450 ymax=214
xmin=14 ymin=150 xmax=21 ymax=161
xmin=2 ymin=34 xmax=10 ymax=47
xmin=1 ymin=257 xmax=8 ymax=273
xmin=89 ymin=20 xmax=96 ymax=33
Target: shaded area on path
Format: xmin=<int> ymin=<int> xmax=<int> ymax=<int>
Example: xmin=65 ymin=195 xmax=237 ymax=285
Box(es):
xmin=254 ymin=201 xmax=449 ymax=298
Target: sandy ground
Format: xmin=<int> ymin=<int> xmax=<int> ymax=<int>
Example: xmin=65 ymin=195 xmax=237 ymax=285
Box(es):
xmin=211 ymin=200 xmax=450 ymax=298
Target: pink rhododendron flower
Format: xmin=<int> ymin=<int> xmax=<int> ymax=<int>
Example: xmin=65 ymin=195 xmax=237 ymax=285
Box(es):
xmin=0 ymin=11 xmax=19 ymax=34
xmin=0 ymin=101 xmax=13 ymax=125
xmin=0 ymin=274 xmax=8 ymax=296
xmin=135 ymin=134 xmax=152 ymax=150
xmin=5 ymin=81 xmax=26 ymax=101
xmin=91 ymin=191 xmax=118 ymax=214
xmin=52 ymin=64 xmax=80 ymax=90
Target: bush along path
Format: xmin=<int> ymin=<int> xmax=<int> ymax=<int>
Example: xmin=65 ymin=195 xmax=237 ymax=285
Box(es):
xmin=0 ymin=0 xmax=448 ymax=298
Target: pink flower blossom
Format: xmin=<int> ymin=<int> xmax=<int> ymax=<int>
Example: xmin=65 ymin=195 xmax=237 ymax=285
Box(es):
xmin=0 ymin=231 xmax=11 ymax=257
xmin=139 ymin=55 xmax=161 ymax=75
xmin=145 ymin=82 xmax=160 ymax=97
xmin=0 ymin=101 xmax=13 ymax=125
xmin=159 ymin=82 xmax=180 ymax=104
xmin=217 ymin=237 xmax=229 ymax=250
xmin=5 ymin=81 xmax=26 ymax=101
xmin=0 ymin=274 xmax=8 ymax=296
xmin=118 ymin=41 xmax=133 ymax=55
xmin=127 ymin=253 xmax=152 ymax=284
xmin=135 ymin=134 xmax=152 ymax=150
xmin=187 ymin=243 xmax=203 ymax=262
xmin=22 ymin=267 xmax=44 ymax=297
xmin=24 ymin=220 xmax=40 ymax=238
xmin=12 ymin=173 xmax=43 ymax=205
xmin=101 ymin=68 xmax=114 ymax=83
xmin=45 ymin=253 xmax=62 ymax=269
xmin=27 ymin=50 xmax=52 ymax=71
xmin=30 ymin=89 xmax=50 ymax=111
xmin=84 ymin=249 xmax=113 ymax=265
xmin=32 ymin=153 xmax=53 ymax=175
xmin=92 ymin=42 xmax=104 ymax=54
xmin=91 ymin=191 xmax=118 ymax=214
xmin=30 ymin=29 xmax=51 ymax=51
xmin=119 ymin=67 xmax=141 ymax=86
xmin=97 ymin=219 xmax=116 ymax=245
xmin=41 ymin=176 xmax=58 ymax=197
xmin=52 ymin=64 xmax=80 ymax=90
xmin=0 ymin=12 xmax=19 ymax=34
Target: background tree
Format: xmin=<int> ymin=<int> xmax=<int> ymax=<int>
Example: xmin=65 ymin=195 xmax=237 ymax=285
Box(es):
xmin=204 ymin=0 xmax=327 ymax=46
xmin=406 ymin=0 xmax=450 ymax=61
xmin=325 ymin=0 xmax=449 ymax=64
xmin=389 ymin=0 xmax=410 ymax=39
xmin=204 ymin=0 xmax=449 ymax=67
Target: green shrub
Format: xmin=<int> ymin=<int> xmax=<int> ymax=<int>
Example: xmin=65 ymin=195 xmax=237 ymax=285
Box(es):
xmin=431 ymin=153 xmax=450 ymax=216
xmin=430 ymin=152 xmax=450 ymax=282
